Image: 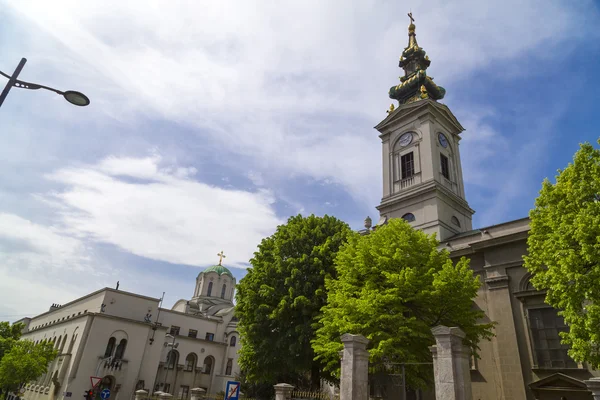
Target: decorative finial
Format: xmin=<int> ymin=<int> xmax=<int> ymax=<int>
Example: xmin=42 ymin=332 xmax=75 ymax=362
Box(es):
xmin=386 ymin=103 xmax=396 ymax=114
xmin=217 ymin=250 xmax=226 ymax=266
xmin=116 ymin=281 xmax=120 ymax=290
xmin=420 ymin=85 xmax=429 ymax=99
xmin=364 ymin=216 xmax=372 ymax=229
xmin=408 ymin=12 xmax=415 ymax=31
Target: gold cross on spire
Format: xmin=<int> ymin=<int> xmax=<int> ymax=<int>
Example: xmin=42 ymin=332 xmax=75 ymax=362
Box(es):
xmin=408 ymin=12 xmax=415 ymax=24
xmin=217 ymin=250 xmax=226 ymax=266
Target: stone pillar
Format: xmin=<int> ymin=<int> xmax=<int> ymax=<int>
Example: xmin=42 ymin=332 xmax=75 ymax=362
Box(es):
xmin=135 ymin=390 xmax=148 ymax=400
xmin=584 ymin=377 xmax=600 ymax=400
xmin=340 ymin=334 xmax=369 ymax=400
xmin=430 ymin=326 xmax=472 ymax=400
xmin=274 ymin=383 xmax=294 ymax=400
xmin=159 ymin=392 xmax=173 ymax=400
xmin=190 ymin=388 xmax=206 ymax=400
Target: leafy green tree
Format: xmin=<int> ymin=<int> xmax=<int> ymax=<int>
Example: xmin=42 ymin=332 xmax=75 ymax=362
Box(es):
xmin=312 ymin=218 xmax=494 ymax=389
xmin=524 ymin=141 xmax=600 ymax=366
xmin=236 ymin=214 xmax=352 ymax=389
xmin=0 ymin=340 xmax=58 ymax=396
xmin=0 ymin=322 xmax=23 ymax=361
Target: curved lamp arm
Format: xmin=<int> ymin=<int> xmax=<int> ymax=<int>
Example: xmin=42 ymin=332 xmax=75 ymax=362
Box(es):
xmin=0 ymin=58 xmax=90 ymax=107
xmin=0 ymin=69 xmax=64 ymax=95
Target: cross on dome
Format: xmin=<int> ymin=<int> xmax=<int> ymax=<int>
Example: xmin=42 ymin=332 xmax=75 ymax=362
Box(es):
xmin=217 ymin=250 xmax=226 ymax=266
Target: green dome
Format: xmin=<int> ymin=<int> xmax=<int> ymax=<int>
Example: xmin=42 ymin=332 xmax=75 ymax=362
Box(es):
xmin=203 ymin=264 xmax=233 ymax=277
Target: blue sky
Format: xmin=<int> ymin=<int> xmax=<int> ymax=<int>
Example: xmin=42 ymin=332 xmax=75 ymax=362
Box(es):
xmin=1 ymin=0 xmax=599 ymax=320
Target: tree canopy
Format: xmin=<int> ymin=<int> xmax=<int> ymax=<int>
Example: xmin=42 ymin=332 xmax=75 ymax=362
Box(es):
xmin=0 ymin=322 xmax=23 ymax=361
xmin=524 ymin=141 xmax=600 ymax=366
xmin=236 ymin=214 xmax=352 ymax=389
xmin=312 ymin=218 xmax=494 ymax=389
xmin=0 ymin=340 xmax=57 ymax=394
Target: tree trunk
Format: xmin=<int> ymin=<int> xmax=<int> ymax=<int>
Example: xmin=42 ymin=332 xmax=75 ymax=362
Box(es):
xmin=310 ymin=361 xmax=321 ymax=392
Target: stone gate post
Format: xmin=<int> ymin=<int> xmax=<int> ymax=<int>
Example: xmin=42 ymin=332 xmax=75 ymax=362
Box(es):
xmin=190 ymin=388 xmax=206 ymax=400
xmin=584 ymin=377 xmax=600 ymax=400
xmin=430 ymin=326 xmax=472 ymax=400
xmin=274 ymin=383 xmax=294 ymax=400
xmin=134 ymin=390 xmax=148 ymax=400
xmin=340 ymin=334 xmax=369 ymax=400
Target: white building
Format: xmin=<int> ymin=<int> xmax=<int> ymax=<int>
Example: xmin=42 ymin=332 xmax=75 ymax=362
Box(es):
xmin=16 ymin=262 xmax=240 ymax=400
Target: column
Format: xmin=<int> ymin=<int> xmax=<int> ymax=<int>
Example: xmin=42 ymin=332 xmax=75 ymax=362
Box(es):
xmin=584 ymin=378 xmax=600 ymax=400
xmin=339 ymin=334 xmax=369 ymax=400
xmin=430 ymin=326 xmax=472 ymax=400
xmin=273 ymin=383 xmax=294 ymax=400
xmin=159 ymin=393 xmax=173 ymax=400
xmin=190 ymin=388 xmax=206 ymax=400
xmin=135 ymin=390 xmax=148 ymax=400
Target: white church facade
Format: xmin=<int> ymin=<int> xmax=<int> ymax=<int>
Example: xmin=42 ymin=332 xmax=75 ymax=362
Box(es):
xmin=15 ymin=261 xmax=240 ymax=400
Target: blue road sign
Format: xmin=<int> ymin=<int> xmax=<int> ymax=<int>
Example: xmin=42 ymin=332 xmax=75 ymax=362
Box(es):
xmin=225 ymin=381 xmax=240 ymax=400
xmin=100 ymin=389 xmax=111 ymax=400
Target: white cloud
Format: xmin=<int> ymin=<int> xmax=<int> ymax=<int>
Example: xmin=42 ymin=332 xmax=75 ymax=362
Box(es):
xmin=43 ymin=154 xmax=282 ymax=267
xmin=5 ymin=0 xmax=596 ymax=211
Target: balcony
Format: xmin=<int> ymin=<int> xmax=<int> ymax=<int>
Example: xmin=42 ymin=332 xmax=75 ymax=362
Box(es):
xmin=393 ymin=172 xmax=421 ymax=193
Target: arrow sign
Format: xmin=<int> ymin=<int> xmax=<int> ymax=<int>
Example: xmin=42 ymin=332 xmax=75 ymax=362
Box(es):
xmin=90 ymin=377 xmax=102 ymax=389
xmin=100 ymin=388 xmax=111 ymax=400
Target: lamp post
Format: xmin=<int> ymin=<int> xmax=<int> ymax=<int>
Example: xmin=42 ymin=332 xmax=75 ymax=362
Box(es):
xmin=0 ymin=58 xmax=90 ymax=108
xmin=163 ymin=334 xmax=179 ymax=394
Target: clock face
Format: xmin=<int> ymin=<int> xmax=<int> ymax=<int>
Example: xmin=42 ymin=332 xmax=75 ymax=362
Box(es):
xmin=438 ymin=133 xmax=449 ymax=148
xmin=399 ymin=133 xmax=413 ymax=147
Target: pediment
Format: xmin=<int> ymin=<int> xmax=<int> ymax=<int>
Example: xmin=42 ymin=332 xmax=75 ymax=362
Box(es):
xmin=529 ymin=373 xmax=589 ymax=392
xmin=375 ymin=99 xmax=464 ymax=134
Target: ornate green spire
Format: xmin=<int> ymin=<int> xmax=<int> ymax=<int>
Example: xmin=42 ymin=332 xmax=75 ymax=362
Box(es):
xmin=388 ymin=13 xmax=446 ymax=105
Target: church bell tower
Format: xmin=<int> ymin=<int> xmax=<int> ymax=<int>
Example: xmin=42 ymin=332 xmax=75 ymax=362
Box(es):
xmin=375 ymin=14 xmax=474 ymax=241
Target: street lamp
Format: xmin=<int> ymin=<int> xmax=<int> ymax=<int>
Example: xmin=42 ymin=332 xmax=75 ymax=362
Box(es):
xmin=0 ymin=58 xmax=90 ymax=108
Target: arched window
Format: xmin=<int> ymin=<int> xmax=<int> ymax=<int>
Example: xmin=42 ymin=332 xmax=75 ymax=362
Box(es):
xmin=104 ymin=337 xmax=116 ymax=358
xmin=203 ymin=356 xmax=214 ymax=375
xmin=225 ymin=359 xmax=233 ymax=376
xmin=55 ymin=336 xmax=62 ymax=350
xmin=402 ymin=213 xmax=416 ymax=222
xmin=185 ymin=353 xmax=197 ymax=372
xmin=207 ymin=282 xmax=213 ymax=297
xmin=114 ymin=339 xmax=127 ymax=359
xmin=221 ymin=284 xmax=227 ymax=299
xmin=451 ymin=216 xmax=461 ymax=227
xmin=167 ymin=350 xmax=179 ymax=369
xmin=230 ymin=336 xmax=236 ymax=347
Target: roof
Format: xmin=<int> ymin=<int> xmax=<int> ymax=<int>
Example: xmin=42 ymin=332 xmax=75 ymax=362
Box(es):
xmin=202 ymin=264 xmax=233 ymax=277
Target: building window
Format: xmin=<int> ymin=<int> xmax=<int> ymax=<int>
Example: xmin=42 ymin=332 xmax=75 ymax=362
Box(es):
xmin=230 ymin=336 xmax=236 ymax=347
xmin=205 ymin=333 xmax=214 ymax=341
xmin=221 ymin=284 xmax=227 ymax=299
xmin=180 ymin=386 xmax=189 ymax=400
xmin=164 ymin=384 xmax=171 ymax=393
xmin=188 ymin=329 xmax=198 ymax=338
xmin=114 ymin=339 xmax=127 ymax=359
xmin=167 ymin=350 xmax=179 ymax=369
xmin=136 ymin=381 xmax=145 ymax=391
xmin=528 ymin=307 xmax=577 ymax=369
xmin=225 ymin=359 xmax=233 ymax=375
xmin=440 ymin=154 xmax=450 ymax=180
xmin=207 ymin=282 xmax=213 ymax=297
xmin=402 ymin=213 xmax=416 ymax=223
xmin=104 ymin=337 xmax=116 ymax=358
xmin=401 ymin=152 xmax=415 ymax=179
xmin=203 ymin=356 xmax=213 ymax=374
xmin=185 ymin=353 xmax=197 ymax=372
xmin=169 ymin=326 xmax=180 ymax=336
xmin=451 ymin=216 xmax=461 ymax=227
